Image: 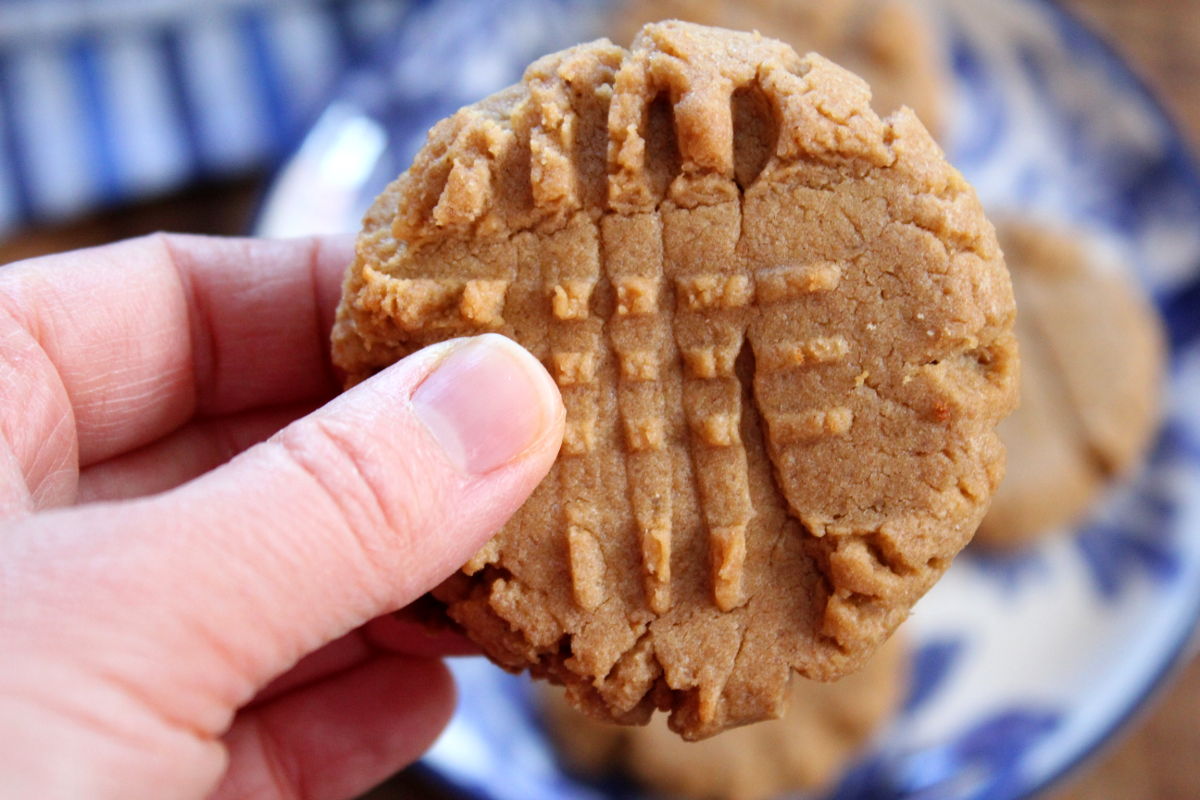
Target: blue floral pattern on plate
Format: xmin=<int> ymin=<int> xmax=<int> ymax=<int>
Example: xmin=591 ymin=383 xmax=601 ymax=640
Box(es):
xmin=257 ymin=1 xmax=1200 ymax=797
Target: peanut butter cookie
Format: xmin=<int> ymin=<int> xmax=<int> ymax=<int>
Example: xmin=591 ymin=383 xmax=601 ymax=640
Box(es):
xmin=542 ymin=634 xmax=908 ymax=800
xmin=612 ymin=0 xmax=949 ymax=139
xmin=333 ymin=21 xmax=1016 ymax=739
xmin=976 ymin=220 xmax=1164 ymax=549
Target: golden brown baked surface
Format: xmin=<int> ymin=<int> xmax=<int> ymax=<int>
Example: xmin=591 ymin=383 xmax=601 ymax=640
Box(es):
xmin=976 ymin=221 xmax=1164 ymax=549
xmin=611 ymin=0 xmax=949 ymax=139
xmin=542 ymin=634 xmax=908 ymax=800
xmin=333 ymin=21 xmax=1016 ymax=739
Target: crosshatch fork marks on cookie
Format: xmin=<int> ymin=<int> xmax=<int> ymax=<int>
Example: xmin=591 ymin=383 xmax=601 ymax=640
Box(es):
xmin=333 ymin=21 xmax=1018 ymax=739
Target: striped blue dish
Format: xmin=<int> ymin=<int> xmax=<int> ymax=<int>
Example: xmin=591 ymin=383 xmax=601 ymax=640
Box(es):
xmin=257 ymin=1 xmax=1200 ymax=798
xmin=0 ymin=0 xmax=416 ymax=235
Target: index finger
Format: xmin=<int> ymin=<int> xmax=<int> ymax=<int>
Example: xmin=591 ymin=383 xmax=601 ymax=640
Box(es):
xmin=0 ymin=233 xmax=353 ymax=469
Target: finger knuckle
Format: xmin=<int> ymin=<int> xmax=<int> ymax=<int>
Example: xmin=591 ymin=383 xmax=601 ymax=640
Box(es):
xmin=273 ymin=417 xmax=423 ymax=573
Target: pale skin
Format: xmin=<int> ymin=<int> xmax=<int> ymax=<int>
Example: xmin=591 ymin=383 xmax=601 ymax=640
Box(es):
xmin=0 ymin=233 xmax=565 ymax=799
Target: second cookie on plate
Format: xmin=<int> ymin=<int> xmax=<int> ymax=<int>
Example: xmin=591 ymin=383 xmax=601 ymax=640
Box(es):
xmin=542 ymin=634 xmax=908 ymax=800
xmin=976 ymin=220 xmax=1165 ymax=549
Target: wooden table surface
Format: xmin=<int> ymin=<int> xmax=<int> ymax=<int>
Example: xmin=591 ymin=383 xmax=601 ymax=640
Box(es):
xmin=1 ymin=1 xmax=1198 ymax=798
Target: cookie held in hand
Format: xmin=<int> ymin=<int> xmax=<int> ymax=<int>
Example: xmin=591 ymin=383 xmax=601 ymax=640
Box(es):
xmin=333 ymin=21 xmax=1017 ymax=739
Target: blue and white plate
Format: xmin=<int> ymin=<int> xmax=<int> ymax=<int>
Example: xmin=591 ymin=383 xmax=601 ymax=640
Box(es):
xmin=257 ymin=1 xmax=1200 ymax=798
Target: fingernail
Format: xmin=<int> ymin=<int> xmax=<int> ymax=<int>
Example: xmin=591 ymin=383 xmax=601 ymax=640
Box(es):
xmin=412 ymin=334 xmax=561 ymax=474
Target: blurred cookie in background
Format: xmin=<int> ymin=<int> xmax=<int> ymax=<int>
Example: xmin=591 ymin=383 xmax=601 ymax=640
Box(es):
xmin=610 ymin=0 xmax=949 ymax=139
xmin=976 ymin=220 xmax=1166 ymax=550
xmin=540 ymin=635 xmax=908 ymax=800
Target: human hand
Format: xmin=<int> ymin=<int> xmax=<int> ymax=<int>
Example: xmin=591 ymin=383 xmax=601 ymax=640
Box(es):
xmin=0 ymin=234 xmax=564 ymax=799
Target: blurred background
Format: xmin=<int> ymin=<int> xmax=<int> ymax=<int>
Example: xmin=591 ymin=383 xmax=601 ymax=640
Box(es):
xmin=1 ymin=1 xmax=1198 ymax=798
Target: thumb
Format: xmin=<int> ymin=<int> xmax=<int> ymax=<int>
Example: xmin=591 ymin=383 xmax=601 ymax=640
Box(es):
xmin=3 ymin=334 xmax=563 ymax=735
